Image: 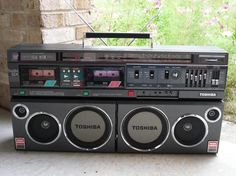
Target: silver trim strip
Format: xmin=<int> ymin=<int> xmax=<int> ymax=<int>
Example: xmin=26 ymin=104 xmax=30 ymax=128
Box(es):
xmin=120 ymin=106 xmax=170 ymax=152
xmin=205 ymin=107 xmax=222 ymax=123
xmin=12 ymin=104 xmax=29 ymax=120
xmin=63 ymin=105 xmax=113 ymax=151
xmin=25 ymin=112 xmax=62 ymax=145
xmin=198 ymin=54 xmax=225 ymax=58
xmin=172 ymin=114 xmax=208 ymax=148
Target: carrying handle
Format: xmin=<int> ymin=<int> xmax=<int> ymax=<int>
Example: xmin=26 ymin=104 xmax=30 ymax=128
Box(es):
xmin=83 ymin=32 xmax=153 ymax=48
xmin=85 ymin=32 xmax=151 ymax=39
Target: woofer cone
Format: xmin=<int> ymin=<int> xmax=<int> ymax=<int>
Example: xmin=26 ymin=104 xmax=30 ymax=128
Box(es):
xmin=26 ymin=112 xmax=61 ymax=145
xmin=121 ymin=106 xmax=170 ymax=152
xmin=172 ymin=114 xmax=208 ymax=147
xmin=64 ymin=106 xmax=113 ymax=151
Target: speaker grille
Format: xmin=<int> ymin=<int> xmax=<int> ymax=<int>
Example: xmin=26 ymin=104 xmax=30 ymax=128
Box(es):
xmin=26 ymin=112 xmax=61 ymax=145
xmin=121 ymin=106 xmax=169 ymax=152
xmin=64 ymin=106 xmax=112 ymax=150
xmin=172 ymin=114 xmax=208 ymax=147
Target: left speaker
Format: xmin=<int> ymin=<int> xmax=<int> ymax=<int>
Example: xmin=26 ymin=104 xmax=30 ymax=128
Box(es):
xmin=11 ymin=98 xmax=116 ymax=152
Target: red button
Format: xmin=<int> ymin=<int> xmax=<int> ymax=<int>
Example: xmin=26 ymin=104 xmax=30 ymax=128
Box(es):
xmin=128 ymin=90 xmax=135 ymax=97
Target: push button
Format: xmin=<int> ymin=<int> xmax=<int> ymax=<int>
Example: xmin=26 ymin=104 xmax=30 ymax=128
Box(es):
xmin=19 ymin=90 xmax=26 ymax=96
xmin=83 ymin=90 xmax=89 ymax=96
xmin=128 ymin=90 xmax=135 ymax=97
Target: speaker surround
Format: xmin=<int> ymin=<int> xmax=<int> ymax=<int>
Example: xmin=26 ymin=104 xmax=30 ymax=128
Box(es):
xmin=205 ymin=107 xmax=222 ymax=122
xmin=64 ymin=106 xmax=113 ymax=151
xmin=13 ymin=104 xmax=29 ymax=119
xmin=26 ymin=112 xmax=61 ymax=145
xmin=120 ymin=106 xmax=169 ymax=152
xmin=172 ymin=114 xmax=208 ymax=148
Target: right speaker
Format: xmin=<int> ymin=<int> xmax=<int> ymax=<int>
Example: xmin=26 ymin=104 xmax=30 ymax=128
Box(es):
xmin=117 ymin=100 xmax=223 ymax=154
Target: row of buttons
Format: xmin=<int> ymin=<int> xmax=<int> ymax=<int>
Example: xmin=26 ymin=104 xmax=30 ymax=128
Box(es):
xmin=60 ymin=68 xmax=84 ymax=87
xmin=211 ymin=79 xmax=219 ymax=86
xmin=211 ymin=70 xmax=220 ymax=87
xmin=134 ymin=69 xmax=180 ymax=80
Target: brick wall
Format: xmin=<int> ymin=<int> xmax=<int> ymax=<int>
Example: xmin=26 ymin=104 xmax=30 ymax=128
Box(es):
xmin=0 ymin=0 xmax=92 ymax=109
xmin=0 ymin=0 xmax=41 ymax=109
xmin=40 ymin=0 xmax=92 ymax=44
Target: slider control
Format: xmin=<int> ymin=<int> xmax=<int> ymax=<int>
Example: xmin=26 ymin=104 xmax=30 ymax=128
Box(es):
xmin=199 ymin=70 xmax=202 ymax=87
xmin=190 ymin=70 xmax=194 ymax=87
xmin=165 ymin=70 xmax=169 ymax=79
xmin=203 ymin=71 xmax=207 ymax=87
xmin=134 ymin=70 xmax=139 ymax=79
xmin=150 ymin=70 xmax=154 ymax=79
xmin=185 ymin=70 xmax=189 ymax=87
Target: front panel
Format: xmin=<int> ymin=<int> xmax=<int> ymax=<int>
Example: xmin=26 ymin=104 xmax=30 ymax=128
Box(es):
xmin=117 ymin=100 xmax=223 ymax=153
xmin=8 ymin=44 xmax=228 ymax=100
xmin=11 ymin=99 xmax=116 ymax=152
xmin=11 ymin=98 xmax=223 ymax=154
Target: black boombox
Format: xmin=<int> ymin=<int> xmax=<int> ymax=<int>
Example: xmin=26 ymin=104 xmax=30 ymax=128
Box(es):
xmin=8 ymin=33 xmax=228 ymax=154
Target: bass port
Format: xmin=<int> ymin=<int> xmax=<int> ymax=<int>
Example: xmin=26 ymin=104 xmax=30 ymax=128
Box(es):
xmin=120 ymin=106 xmax=170 ymax=152
xmin=172 ymin=114 xmax=208 ymax=147
xmin=64 ymin=106 xmax=113 ymax=151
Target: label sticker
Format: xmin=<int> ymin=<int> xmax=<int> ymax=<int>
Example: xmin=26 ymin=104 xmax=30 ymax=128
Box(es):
xmin=108 ymin=81 xmax=121 ymax=88
xmin=44 ymin=80 xmax=56 ymax=87
xmin=207 ymin=141 xmax=219 ymax=153
xmin=15 ymin=137 xmax=25 ymax=150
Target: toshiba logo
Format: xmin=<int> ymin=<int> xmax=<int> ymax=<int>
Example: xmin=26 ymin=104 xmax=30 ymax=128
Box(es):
xmin=75 ymin=124 xmax=101 ymax=129
xmin=199 ymin=93 xmax=217 ymax=97
xmin=132 ymin=126 xmax=158 ymax=130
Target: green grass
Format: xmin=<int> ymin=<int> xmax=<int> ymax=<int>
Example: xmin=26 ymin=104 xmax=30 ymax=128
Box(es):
xmin=93 ymin=0 xmax=236 ymax=120
xmin=93 ymin=0 xmax=236 ymax=49
xmin=225 ymin=99 xmax=236 ymax=122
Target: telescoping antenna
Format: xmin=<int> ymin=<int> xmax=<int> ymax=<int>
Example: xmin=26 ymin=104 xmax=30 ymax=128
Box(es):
xmin=127 ymin=13 xmax=159 ymax=46
xmin=64 ymin=0 xmax=108 ymax=46
xmin=64 ymin=0 xmax=158 ymax=47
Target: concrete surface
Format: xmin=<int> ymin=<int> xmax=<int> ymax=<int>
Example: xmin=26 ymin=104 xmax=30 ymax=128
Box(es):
xmin=0 ymin=108 xmax=236 ymax=176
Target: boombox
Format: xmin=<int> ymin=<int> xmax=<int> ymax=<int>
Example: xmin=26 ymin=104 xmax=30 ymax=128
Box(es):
xmin=11 ymin=98 xmax=223 ymax=153
xmin=8 ymin=33 xmax=228 ymax=154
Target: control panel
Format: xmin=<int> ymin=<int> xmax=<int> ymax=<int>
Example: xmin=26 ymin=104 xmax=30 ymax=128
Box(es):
xmin=17 ymin=65 xmax=227 ymax=91
xmin=7 ymin=44 xmax=228 ymax=99
xmin=126 ymin=65 xmax=226 ymax=89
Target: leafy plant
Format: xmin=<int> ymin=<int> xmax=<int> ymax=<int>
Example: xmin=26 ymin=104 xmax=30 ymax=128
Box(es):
xmin=92 ymin=0 xmax=236 ymax=95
